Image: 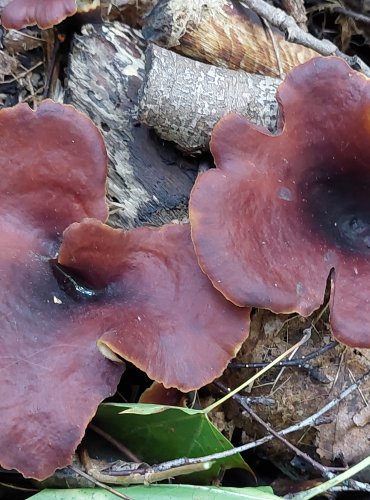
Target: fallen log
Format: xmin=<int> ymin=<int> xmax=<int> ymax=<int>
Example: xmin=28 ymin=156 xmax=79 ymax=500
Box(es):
xmin=138 ymin=44 xmax=280 ymax=153
xmin=65 ymin=22 xmax=198 ymax=228
xmin=142 ymin=0 xmax=318 ymax=77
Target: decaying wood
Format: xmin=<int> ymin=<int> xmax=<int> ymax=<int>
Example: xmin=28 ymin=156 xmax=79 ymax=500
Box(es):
xmin=66 ymin=22 xmax=198 ymax=228
xmin=142 ymin=0 xmax=318 ymax=78
xmin=107 ymin=0 xmax=159 ymax=26
xmin=138 ymin=44 xmax=279 ymax=153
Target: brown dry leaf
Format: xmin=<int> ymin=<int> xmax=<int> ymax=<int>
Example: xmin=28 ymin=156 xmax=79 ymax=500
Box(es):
xmin=0 ymin=50 xmax=17 ymax=80
xmin=335 ymin=14 xmax=362 ymax=51
xmin=316 ymin=349 xmax=370 ymax=469
xmin=353 ymin=404 xmax=370 ymax=427
xmin=221 ymin=309 xmax=370 ymax=469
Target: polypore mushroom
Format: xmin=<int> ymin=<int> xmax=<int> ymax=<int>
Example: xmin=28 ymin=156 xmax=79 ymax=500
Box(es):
xmin=58 ymin=219 xmax=251 ymax=391
xmin=189 ymin=56 xmax=370 ymax=348
xmin=0 ymin=0 xmax=99 ymax=29
xmin=0 ymin=100 xmax=250 ymax=480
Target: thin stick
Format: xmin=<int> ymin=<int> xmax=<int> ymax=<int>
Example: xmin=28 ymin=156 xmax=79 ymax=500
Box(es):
xmin=89 ymin=423 xmax=141 ymax=463
xmin=229 ymin=340 xmax=337 ymax=369
xmin=204 ymin=329 xmax=311 ymax=413
xmin=11 ymin=30 xmax=46 ymax=42
xmin=240 ymin=0 xmax=370 ymax=77
xmin=332 ymin=6 xmax=370 ymax=26
xmin=69 ymin=464 xmax=134 ymax=500
xmin=261 ymin=17 xmax=284 ymax=78
xmin=82 ymin=447 xmax=214 ymax=485
xmin=236 ymin=368 xmax=370 ymax=452
xmin=5 ymin=61 xmax=43 ymax=84
xmin=348 ymin=368 xmax=368 ymax=406
xmin=269 ymin=338 xmax=300 ymax=394
xmin=215 ymin=381 xmax=344 ymax=477
xmin=0 ymin=481 xmax=37 ymax=493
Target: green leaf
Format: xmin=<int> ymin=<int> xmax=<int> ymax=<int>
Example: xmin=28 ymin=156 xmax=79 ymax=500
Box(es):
xmin=32 ymin=484 xmax=281 ymax=499
xmin=93 ymin=403 xmax=248 ymax=483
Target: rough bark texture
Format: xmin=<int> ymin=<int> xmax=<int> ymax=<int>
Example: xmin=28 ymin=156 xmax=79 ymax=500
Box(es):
xmin=66 ymin=22 xmax=197 ymax=228
xmin=138 ymin=44 xmax=280 ymax=153
xmin=143 ymin=0 xmax=318 ymax=78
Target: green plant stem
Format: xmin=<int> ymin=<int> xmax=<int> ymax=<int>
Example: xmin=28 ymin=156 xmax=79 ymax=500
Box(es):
xmin=204 ymin=328 xmax=311 ymax=414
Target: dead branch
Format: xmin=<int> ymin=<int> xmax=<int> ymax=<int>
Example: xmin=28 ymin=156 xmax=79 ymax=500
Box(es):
xmin=138 ymin=44 xmax=279 ymax=153
xmin=64 ymin=22 xmax=198 ymax=228
xmin=142 ymin=0 xmax=318 ymax=78
xmin=240 ymin=0 xmax=370 ymax=77
xmin=81 ymin=448 xmax=214 ymax=485
xmin=332 ymin=6 xmax=370 ymax=26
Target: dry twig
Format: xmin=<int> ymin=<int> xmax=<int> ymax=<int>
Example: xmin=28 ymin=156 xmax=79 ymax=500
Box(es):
xmin=69 ymin=464 xmax=134 ymax=499
xmin=229 ymin=340 xmax=338 ymax=369
xmin=215 ymin=381 xmax=345 ymax=477
xmin=89 ymin=423 xmax=141 ymax=463
xmin=332 ymin=6 xmax=370 ymax=26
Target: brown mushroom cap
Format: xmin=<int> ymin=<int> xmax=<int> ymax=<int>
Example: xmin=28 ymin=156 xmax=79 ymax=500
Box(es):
xmin=189 ymin=56 xmax=370 ymax=347
xmin=58 ymin=219 xmax=251 ymax=391
xmin=139 ymin=382 xmax=187 ymax=407
xmin=0 ymin=101 xmax=108 ymax=234
xmin=0 ymin=101 xmax=124 ymax=480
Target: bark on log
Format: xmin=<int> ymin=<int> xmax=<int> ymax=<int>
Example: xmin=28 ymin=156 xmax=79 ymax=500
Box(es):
xmin=138 ymin=44 xmax=280 ymax=153
xmin=142 ymin=0 xmax=318 ymax=78
xmin=66 ymin=22 xmax=198 ymax=228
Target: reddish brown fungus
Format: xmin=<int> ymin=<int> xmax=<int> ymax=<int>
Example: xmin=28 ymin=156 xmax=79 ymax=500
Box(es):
xmin=58 ymin=219 xmax=251 ymax=392
xmin=0 ymin=101 xmax=124 ymax=480
xmin=189 ymin=56 xmax=370 ymax=348
xmin=0 ymin=100 xmax=250 ymax=480
xmin=139 ymin=382 xmax=187 ymax=407
xmin=0 ymin=0 xmax=99 ymax=29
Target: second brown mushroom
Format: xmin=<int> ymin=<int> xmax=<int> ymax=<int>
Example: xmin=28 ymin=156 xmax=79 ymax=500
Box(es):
xmin=189 ymin=56 xmax=370 ymax=348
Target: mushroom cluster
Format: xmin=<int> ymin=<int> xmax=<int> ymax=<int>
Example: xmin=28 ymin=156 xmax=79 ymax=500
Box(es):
xmin=189 ymin=56 xmax=370 ymax=348
xmin=1 ymin=54 xmax=368 ymax=482
xmin=0 ymin=100 xmax=250 ymax=480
